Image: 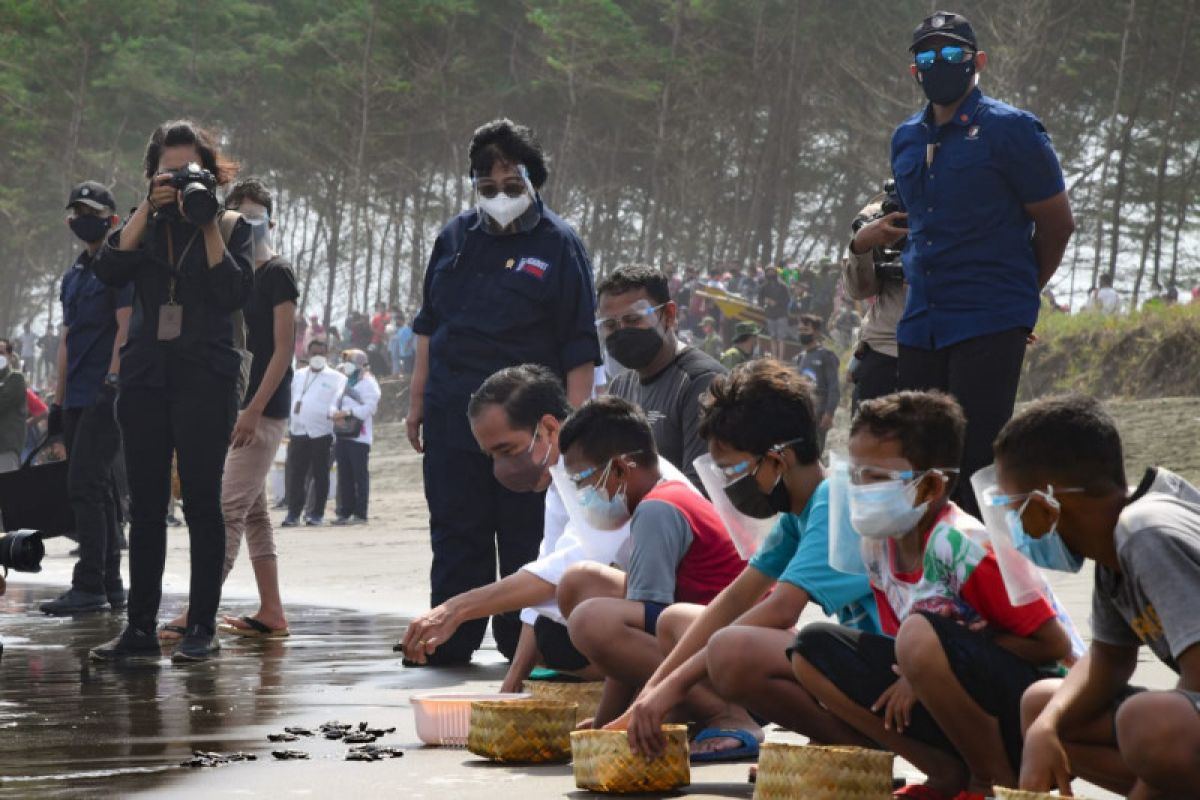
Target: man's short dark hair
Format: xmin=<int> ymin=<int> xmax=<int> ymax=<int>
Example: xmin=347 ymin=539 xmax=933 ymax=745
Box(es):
xmin=698 ymin=359 xmax=820 ymax=465
xmin=225 ymin=178 xmax=274 ymax=216
xmin=596 ymin=265 xmax=671 ymax=306
xmin=307 ymin=338 xmax=328 ymax=352
xmin=467 ymin=364 xmax=572 ymax=429
xmin=558 ymin=396 xmax=658 ymax=468
xmin=798 ymin=313 xmax=823 ymax=331
xmin=469 ymin=119 xmax=548 ymax=189
xmin=993 ymin=394 xmax=1126 ymax=492
xmin=851 ymin=391 xmax=966 ymax=474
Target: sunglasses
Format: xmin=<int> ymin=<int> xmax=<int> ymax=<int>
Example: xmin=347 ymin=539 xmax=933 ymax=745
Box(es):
xmin=914 ymin=46 xmax=975 ymax=71
xmin=475 ymin=182 xmax=527 ymax=200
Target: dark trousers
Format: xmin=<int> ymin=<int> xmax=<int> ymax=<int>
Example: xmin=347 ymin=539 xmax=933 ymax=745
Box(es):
xmin=423 ymin=412 xmax=545 ymax=663
xmin=117 ymin=368 xmax=236 ymax=635
xmin=286 ymin=434 xmax=333 ymax=520
xmin=899 ymin=327 xmax=1028 ymax=517
xmin=334 ymin=438 xmax=370 ymax=519
xmin=63 ymin=398 xmax=123 ymax=595
xmin=851 ymin=345 xmax=899 ymax=415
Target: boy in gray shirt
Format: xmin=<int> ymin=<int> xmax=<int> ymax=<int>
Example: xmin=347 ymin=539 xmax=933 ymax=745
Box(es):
xmin=989 ymin=394 xmax=1200 ymax=799
xmin=554 ymin=397 xmax=744 ymax=727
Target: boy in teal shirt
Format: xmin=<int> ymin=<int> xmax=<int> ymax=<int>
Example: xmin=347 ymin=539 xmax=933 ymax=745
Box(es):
xmin=607 ymin=359 xmax=877 ymax=761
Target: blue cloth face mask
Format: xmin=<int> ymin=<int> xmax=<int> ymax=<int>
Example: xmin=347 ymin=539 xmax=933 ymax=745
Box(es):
xmin=1008 ymin=489 xmax=1085 ymax=573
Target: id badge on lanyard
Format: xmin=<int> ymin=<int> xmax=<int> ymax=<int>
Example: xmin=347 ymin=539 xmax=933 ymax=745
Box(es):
xmin=158 ymin=225 xmax=198 ymax=341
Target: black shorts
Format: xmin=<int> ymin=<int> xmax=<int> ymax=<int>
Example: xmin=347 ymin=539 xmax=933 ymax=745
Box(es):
xmin=642 ymin=601 xmax=668 ymax=636
xmin=533 ymin=616 xmax=590 ymax=672
xmin=790 ymin=612 xmax=1050 ymax=772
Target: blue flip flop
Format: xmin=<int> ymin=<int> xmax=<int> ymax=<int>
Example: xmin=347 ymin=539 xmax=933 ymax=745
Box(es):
xmin=689 ymin=728 xmax=760 ymax=763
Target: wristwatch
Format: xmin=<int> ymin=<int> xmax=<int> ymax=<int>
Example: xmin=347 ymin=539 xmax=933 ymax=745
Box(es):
xmin=104 ymin=373 xmax=120 ymax=389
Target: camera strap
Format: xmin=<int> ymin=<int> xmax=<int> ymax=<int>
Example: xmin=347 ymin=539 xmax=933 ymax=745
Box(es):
xmin=159 ymin=225 xmax=198 ymax=341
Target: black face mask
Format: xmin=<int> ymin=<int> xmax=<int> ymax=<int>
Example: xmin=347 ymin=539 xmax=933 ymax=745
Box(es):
xmin=723 ymin=463 xmax=791 ymax=519
xmin=918 ymin=60 xmax=976 ymax=106
xmin=605 ymin=326 xmax=665 ymax=370
xmin=799 ymin=333 xmax=815 ymax=345
xmin=69 ymin=214 xmax=111 ymax=244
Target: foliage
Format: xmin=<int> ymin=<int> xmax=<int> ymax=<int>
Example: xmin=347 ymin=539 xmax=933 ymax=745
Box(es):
xmin=0 ymin=0 xmax=1198 ymax=333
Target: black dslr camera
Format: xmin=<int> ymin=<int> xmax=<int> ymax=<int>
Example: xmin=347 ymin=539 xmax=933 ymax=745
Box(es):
xmin=165 ymin=162 xmax=219 ymax=225
xmin=851 ymin=180 xmax=907 ymax=284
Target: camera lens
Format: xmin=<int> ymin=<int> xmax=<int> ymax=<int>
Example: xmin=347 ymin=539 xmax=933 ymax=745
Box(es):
xmin=181 ymin=182 xmax=219 ymax=225
xmin=0 ymin=531 xmax=45 ymax=573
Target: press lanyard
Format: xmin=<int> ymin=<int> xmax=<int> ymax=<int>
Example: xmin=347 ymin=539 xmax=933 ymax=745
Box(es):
xmin=164 ymin=225 xmax=200 ymax=304
xmin=299 ymin=371 xmax=320 ymax=401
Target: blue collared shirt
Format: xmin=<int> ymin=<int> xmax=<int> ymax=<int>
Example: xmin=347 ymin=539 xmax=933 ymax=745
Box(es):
xmin=891 ymin=88 xmax=1065 ymax=350
xmin=60 ymin=251 xmax=134 ymax=409
xmin=412 ymin=197 xmax=601 ymax=450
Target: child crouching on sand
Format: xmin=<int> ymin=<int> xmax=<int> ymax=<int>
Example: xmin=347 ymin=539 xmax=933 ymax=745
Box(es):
xmin=996 ymin=395 xmax=1200 ymax=798
xmin=789 ymin=391 xmax=1075 ymax=800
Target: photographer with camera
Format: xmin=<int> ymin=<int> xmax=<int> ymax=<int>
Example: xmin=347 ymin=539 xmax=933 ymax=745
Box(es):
xmin=38 ymin=182 xmax=132 ymax=615
xmin=844 ymin=186 xmax=907 ymax=413
xmin=88 ymin=120 xmax=253 ymax=663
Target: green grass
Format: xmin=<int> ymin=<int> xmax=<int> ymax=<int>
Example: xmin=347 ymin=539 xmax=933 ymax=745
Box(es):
xmin=1020 ymin=302 xmax=1200 ymax=400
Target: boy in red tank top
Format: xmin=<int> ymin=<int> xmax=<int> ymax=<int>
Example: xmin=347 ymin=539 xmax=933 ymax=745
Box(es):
xmin=556 ymin=396 xmax=744 ymax=726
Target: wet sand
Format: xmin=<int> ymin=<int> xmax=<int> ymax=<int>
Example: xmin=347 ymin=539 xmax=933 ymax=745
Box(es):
xmin=4 ymin=418 xmax=1180 ymax=798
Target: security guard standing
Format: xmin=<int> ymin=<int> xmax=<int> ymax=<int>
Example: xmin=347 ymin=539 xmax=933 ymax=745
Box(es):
xmin=879 ymin=10 xmax=1074 ymax=516
xmin=408 ymin=119 xmax=600 ymax=665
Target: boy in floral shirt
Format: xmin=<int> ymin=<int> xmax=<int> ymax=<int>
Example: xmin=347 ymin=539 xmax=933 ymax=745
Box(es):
xmin=789 ymin=391 xmax=1074 ymax=800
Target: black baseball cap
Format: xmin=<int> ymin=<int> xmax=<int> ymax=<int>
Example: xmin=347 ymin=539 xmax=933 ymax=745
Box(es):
xmin=910 ymin=11 xmax=977 ymax=52
xmin=66 ymin=181 xmax=116 ymax=212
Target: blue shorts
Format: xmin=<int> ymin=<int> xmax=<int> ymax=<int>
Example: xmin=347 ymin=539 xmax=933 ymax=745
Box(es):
xmin=642 ymin=602 xmax=668 ymax=636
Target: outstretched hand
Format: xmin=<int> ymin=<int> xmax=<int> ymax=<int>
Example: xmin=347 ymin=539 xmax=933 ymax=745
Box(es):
xmin=400 ymin=604 xmax=460 ymax=664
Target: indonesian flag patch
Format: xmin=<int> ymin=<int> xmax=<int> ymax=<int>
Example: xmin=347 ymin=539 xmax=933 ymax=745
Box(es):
xmin=515 ymin=257 xmax=550 ymax=280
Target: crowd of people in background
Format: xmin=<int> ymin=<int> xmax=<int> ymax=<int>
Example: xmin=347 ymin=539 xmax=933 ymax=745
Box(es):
xmin=3 ymin=9 xmax=1200 ymax=798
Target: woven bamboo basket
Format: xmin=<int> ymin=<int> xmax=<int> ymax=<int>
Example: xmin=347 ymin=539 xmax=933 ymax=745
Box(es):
xmin=752 ymin=743 xmax=894 ymax=800
xmin=466 ymin=699 xmax=577 ymax=763
xmin=570 ymin=724 xmax=690 ymax=794
xmin=526 ymin=681 xmax=605 ymax=721
xmin=994 ymin=789 xmax=1089 ymax=800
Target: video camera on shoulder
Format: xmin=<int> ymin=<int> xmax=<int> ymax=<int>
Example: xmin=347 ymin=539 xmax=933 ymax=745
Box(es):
xmin=165 ymin=162 xmax=219 ymax=225
xmin=851 ymin=179 xmax=907 ymax=284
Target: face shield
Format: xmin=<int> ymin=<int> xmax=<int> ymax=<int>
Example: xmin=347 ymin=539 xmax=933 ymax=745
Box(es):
xmin=693 ymin=453 xmax=777 ymax=558
xmin=969 ymin=465 xmax=1057 ymax=606
xmin=235 ymin=201 xmax=274 ymax=263
xmin=549 ymin=461 xmax=630 ymax=535
xmin=826 ymin=453 xmax=869 ymax=575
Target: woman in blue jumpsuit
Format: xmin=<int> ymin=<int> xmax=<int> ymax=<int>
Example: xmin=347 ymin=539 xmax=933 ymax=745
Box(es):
xmin=407 ymin=119 xmax=600 ymax=664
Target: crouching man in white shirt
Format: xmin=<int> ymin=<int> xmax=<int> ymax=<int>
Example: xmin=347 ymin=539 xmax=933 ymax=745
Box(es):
xmin=400 ymin=363 xmax=694 ymax=691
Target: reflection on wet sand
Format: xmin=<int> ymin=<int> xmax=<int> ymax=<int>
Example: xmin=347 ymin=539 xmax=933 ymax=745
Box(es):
xmin=0 ymin=583 xmax=438 ymax=798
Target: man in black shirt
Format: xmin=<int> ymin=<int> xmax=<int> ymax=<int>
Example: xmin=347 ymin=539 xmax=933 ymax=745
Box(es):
xmin=758 ymin=266 xmax=792 ymax=359
xmin=599 ymin=266 xmax=726 ymax=490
